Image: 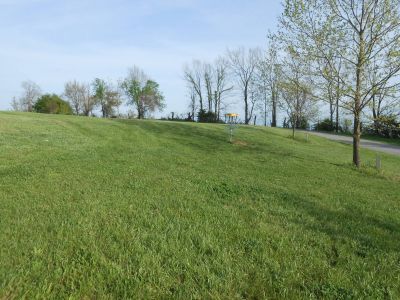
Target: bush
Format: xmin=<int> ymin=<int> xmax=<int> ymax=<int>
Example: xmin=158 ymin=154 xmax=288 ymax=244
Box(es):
xmin=314 ymin=118 xmax=335 ymax=132
xmin=161 ymin=112 xmax=195 ymax=122
xmin=34 ymin=94 xmax=73 ymax=115
xmin=297 ymin=116 xmax=310 ymax=130
xmin=286 ymin=114 xmax=310 ymax=129
xmin=364 ymin=115 xmax=400 ymax=138
xmin=197 ymin=109 xmax=219 ymax=123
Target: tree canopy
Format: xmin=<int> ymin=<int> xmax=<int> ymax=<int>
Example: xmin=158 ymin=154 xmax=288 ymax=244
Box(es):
xmin=121 ymin=66 xmax=165 ymax=119
xmin=33 ymin=94 xmax=73 ymax=115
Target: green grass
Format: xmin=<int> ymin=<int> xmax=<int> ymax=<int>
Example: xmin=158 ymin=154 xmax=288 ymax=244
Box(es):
xmin=0 ymin=112 xmax=399 ymax=299
xmin=360 ymin=134 xmax=400 ymax=146
xmin=317 ymin=130 xmax=400 ymax=146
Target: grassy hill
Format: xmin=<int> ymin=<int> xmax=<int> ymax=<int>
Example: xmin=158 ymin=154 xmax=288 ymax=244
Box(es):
xmin=0 ymin=112 xmax=399 ymax=299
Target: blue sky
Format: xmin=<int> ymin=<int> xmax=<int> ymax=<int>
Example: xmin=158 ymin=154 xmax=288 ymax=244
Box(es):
xmin=0 ymin=0 xmax=282 ymax=115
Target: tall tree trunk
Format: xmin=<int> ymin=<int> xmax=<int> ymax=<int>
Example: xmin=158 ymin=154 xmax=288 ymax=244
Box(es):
xmin=244 ymin=85 xmax=249 ymax=125
xmin=335 ymin=75 xmax=340 ymax=133
xmin=245 ymin=101 xmax=249 ymax=124
xmin=264 ymin=95 xmax=267 ymax=127
xmin=214 ymin=93 xmax=217 ymax=119
xmin=27 ymin=100 xmax=33 ymax=112
xmin=372 ymin=95 xmax=378 ymax=134
xmin=292 ymin=117 xmax=295 ymax=138
xmin=217 ymin=94 xmax=222 ymax=121
xmin=191 ymin=105 xmax=195 ymax=120
xmin=329 ymin=93 xmax=334 ymax=131
xmin=271 ymin=88 xmax=277 ymax=127
xmin=216 ymin=99 xmax=220 ymax=121
xmin=353 ymin=29 xmax=364 ymax=167
xmin=199 ymin=95 xmax=203 ymax=112
xmin=214 ymin=91 xmax=219 ymax=121
xmin=353 ymin=113 xmax=361 ymax=167
xmin=335 ymin=97 xmax=339 ymax=133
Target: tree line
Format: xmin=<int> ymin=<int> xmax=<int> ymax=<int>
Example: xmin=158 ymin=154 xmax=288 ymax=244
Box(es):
xmin=183 ymin=0 xmax=400 ymax=167
xmin=9 ymin=0 xmax=400 ymax=168
xmin=11 ymin=66 xmax=165 ymax=119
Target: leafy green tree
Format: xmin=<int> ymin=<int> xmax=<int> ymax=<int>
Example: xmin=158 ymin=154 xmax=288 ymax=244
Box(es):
xmin=92 ymin=78 xmax=107 ymax=117
xmin=33 ymin=94 xmax=72 ymax=115
xmin=92 ymin=79 xmax=121 ymax=118
xmin=281 ymin=0 xmax=400 ymax=167
xmin=366 ymin=114 xmax=400 ymax=138
xmin=121 ymin=66 xmax=165 ymax=119
xmin=103 ymin=89 xmax=122 ymax=118
xmin=277 ymin=44 xmax=318 ymax=138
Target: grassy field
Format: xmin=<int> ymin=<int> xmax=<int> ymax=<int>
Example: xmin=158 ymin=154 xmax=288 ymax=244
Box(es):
xmin=316 ymin=130 xmax=400 ymax=146
xmin=0 ymin=112 xmax=399 ymax=299
xmin=356 ymin=134 xmax=400 ymax=146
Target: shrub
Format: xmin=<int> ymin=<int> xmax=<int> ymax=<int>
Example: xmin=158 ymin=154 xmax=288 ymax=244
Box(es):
xmin=197 ymin=109 xmax=219 ymax=123
xmin=34 ymin=94 xmax=73 ymax=115
xmin=314 ymin=118 xmax=335 ymax=132
xmin=297 ymin=116 xmax=310 ymax=130
xmin=364 ymin=115 xmax=400 ymax=138
xmin=286 ymin=114 xmax=310 ymax=129
xmin=161 ymin=112 xmax=195 ymax=122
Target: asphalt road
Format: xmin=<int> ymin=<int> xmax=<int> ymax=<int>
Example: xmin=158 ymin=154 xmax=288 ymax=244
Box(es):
xmin=305 ymin=131 xmax=400 ymax=156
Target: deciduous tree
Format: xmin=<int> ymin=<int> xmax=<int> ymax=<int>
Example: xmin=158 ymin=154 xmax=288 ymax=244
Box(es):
xmin=121 ymin=66 xmax=165 ymax=119
xmin=280 ymin=47 xmax=318 ymax=137
xmin=256 ymin=37 xmax=282 ymax=127
xmin=20 ymin=81 xmax=42 ymax=112
xmin=184 ymin=61 xmax=204 ymax=112
xmin=282 ymin=0 xmax=400 ymax=167
xmin=92 ymin=79 xmax=121 ymax=118
xmin=64 ymin=80 xmax=85 ymax=115
xmin=226 ymin=47 xmax=261 ymax=124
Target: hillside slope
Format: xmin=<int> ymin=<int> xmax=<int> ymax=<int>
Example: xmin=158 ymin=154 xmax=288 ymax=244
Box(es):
xmin=0 ymin=112 xmax=399 ymax=299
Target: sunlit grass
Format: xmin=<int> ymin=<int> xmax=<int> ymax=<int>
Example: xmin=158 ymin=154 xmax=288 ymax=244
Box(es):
xmin=0 ymin=112 xmax=399 ymax=299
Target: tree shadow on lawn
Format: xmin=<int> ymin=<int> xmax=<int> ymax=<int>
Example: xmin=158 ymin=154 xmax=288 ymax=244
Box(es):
xmin=114 ymin=120 xmax=400 ymax=186
xmin=116 ymin=120 xmax=321 ymax=156
xmin=113 ymin=120 xmax=400 ymax=254
xmin=278 ymin=191 xmax=400 ymax=255
xmin=113 ymin=119 xmax=370 ymax=175
xmin=114 ymin=120 xmax=256 ymax=153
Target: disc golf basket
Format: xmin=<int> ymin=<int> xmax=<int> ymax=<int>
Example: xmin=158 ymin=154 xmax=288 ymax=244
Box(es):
xmin=225 ymin=113 xmax=239 ymax=142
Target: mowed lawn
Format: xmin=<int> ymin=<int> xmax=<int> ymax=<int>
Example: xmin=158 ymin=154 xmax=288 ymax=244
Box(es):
xmin=0 ymin=112 xmax=399 ymax=299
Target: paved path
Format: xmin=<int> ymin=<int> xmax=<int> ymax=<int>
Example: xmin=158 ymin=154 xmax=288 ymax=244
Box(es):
xmin=305 ymin=131 xmax=400 ymax=156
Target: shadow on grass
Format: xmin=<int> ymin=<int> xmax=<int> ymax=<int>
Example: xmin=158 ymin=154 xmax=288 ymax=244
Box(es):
xmin=113 ymin=119 xmax=254 ymax=153
xmin=278 ymin=191 xmax=400 ymax=254
xmin=113 ymin=119 xmax=399 ymax=181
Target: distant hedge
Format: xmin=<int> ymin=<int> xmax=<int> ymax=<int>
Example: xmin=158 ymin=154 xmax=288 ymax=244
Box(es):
xmin=34 ymin=94 xmax=73 ymax=115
